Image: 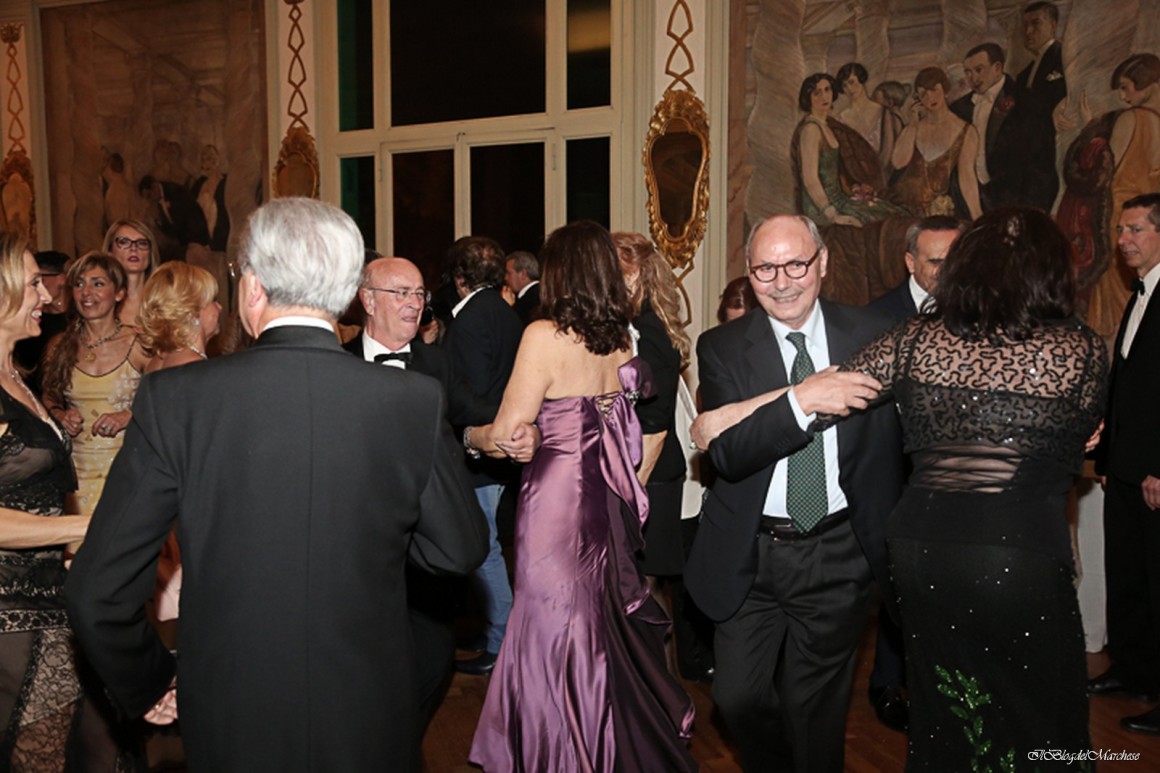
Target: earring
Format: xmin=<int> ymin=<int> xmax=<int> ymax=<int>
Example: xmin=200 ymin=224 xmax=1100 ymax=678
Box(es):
xmin=194 ymin=318 xmax=200 ymax=327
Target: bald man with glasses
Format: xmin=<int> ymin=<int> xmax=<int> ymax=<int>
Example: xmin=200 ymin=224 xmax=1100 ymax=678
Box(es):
xmin=686 ymin=215 xmax=904 ymax=773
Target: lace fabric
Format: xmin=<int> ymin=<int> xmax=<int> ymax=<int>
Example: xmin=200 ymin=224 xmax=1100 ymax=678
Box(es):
xmin=843 ymin=316 xmax=1108 ymax=493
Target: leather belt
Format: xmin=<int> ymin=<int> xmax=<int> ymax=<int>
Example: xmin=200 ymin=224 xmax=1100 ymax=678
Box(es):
xmin=758 ymin=509 xmax=850 ymax=542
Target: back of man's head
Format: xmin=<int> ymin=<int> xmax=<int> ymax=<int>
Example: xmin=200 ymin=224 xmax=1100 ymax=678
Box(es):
xmin=239 ymin=197 xmax=364 ymax=317
xmin=449 ymin=236 xmax=505 ymax=291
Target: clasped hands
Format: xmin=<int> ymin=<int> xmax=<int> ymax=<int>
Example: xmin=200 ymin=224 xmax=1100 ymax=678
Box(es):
xmin=486 ymin=422 xmax=540 ymax=464
xmin=690 ymin=367 xmax=882 ymax=451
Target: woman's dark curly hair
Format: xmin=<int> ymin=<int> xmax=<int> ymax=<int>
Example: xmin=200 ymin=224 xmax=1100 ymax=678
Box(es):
xmin=539 ymin=221 xmax=633 ymax=356
xmin=931 ymin=207 xmax=1075 ymax=342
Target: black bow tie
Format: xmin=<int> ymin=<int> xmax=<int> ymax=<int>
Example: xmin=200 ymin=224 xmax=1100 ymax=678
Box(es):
xmin=374 ymin=352 xmax=412 ymax=365
xmin=1132 ymin=279 xmax=1146 ymax=296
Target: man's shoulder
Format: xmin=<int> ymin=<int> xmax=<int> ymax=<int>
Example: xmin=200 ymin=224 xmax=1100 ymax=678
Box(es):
xmin=950 ymin=93 xmax=974 ymax=121
xmin=822 ymin=298 xmax=896 ymax=341
xmin=867 ymin=281 xmax=916 ymax=321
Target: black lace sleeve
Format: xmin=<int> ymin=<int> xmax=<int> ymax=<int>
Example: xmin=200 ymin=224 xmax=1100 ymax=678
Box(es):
xmin=1075 ymin=322 xmax=1109 ymax=431
xmin=838 ymin=317 xmax=914 ymax=401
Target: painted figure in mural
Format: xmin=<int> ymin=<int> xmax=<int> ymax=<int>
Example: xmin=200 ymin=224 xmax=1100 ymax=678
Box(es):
xmin=190 ymin=144 xmax=229 ymax=253
xmin=790 ymin=73 xmax=906 ymax=228
xmin=873 ymin=81 xmax=913 ymax=128
xmin=950 ymin=43 xmax=1021 ymax=212
xmin=101 ymin=151 xmax=135 ymax=230
xmin=1059 ymin=53 xmax=1160 ymax=338
xmin=1012 ymin=1 xmax=1068 ymax=212
xmin=890 ymin=67 xmax=982 ymax=220
xmin=836 ymin=63 xmax=900 ymax=175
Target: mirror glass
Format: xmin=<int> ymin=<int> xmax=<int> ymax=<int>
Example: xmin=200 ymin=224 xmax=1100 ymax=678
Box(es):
xmin=644 ymin=89 xmax=709 ymax=271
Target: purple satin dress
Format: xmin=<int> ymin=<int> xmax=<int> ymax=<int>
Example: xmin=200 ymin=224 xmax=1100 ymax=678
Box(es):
xmin=470 ymin=358 xmax=696 ymax=772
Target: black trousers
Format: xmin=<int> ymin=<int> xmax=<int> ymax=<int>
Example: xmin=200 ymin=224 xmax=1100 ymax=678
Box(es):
xmin=711 ymin=520 xmax=871 ymax=773
xmin=1105 ymin=476 xmax=1160 ymax=690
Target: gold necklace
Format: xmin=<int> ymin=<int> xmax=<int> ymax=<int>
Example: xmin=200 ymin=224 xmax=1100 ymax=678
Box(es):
xmin=82 ymin=320 xmax=124 ymax=362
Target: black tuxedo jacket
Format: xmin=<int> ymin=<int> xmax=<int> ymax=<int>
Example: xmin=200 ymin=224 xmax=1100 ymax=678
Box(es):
xmin=66 ymin=325 xmax=488 ymax=772
xmin=443 ymin=288 xmax=523 ymax=485
xmin=1013 ymin=40 xmax=1066 ymax=210
xmin=685 ymin=302 xmax=904 ymax=622
xmin=343 ymin=335 xmax=497 ymax=428
xmin=1095 ymin=289 xmax=1160 ymax=484
xmin=513 ymin=282 xmax=541 ymax=325
xmin=951 ymin=74 xmax=1023 ymax=210
xmin=868 ymin=280 xmax=919 ymax=322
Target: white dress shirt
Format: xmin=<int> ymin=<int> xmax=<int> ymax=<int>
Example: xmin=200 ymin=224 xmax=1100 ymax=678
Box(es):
xmin=971 ymin=76 xmax=1005 ymax=185
xmin=763 ymin=303 xmax=850 ymax=519
xmin=1123 ymin=264 xmax=1159 ymax=358
xmin=361 ymin=331 xmax=412 ymax=369
xmin=909 ymin=275 xmax=931 ymax=314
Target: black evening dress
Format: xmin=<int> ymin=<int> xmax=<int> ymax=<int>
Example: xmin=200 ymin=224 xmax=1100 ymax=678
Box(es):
xmin=0 ymin=388 xmax=134 ymax=770
xmin=843 ymin=317 xmax=1107 ymax=771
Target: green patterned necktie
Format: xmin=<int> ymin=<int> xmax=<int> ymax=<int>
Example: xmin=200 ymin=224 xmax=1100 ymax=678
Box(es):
xmin=785 ymin=332 xmax=828 ymax=532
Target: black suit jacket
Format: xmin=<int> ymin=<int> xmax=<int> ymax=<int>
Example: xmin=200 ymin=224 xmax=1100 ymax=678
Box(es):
xmin=1013 ymin=40 xmax=1066 ymax=210
xmin=65 ymin=325 xmax=488 ymax=772
xmin=513 ymin=282 xmax=541 ymax=325
xmin=443 ymin=288 xmax=523 ymax=485
xmin=685 ymin=302 xmax=904 ymax=622
xmin=950 ymin=74 xmax=1022 ymax=211
xmin=868 ymin=279 xmax=919 ymax=322
xmin=343 ymin=334 xmax=497 ymax=428
xmin=1095 ymin=290 xmax=1160 ymax=484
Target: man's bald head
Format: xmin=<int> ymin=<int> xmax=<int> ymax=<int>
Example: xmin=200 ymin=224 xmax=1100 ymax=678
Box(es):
xmin=360 ymin=257 xmax=427 ymax=349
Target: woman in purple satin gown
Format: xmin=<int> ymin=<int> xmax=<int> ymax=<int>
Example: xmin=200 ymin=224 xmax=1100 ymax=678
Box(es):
xmin=466 ymin=221 xmax=696 ymax=772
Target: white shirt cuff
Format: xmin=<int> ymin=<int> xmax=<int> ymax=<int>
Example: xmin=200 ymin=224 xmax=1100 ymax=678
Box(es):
xmin=787 ymin=387 xmax=814 ymax=431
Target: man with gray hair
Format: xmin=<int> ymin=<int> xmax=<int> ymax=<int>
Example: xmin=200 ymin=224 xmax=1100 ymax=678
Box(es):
xmin=504 ymin=249 xmax=541 ymax=324
xmin=66 ymin=198 xmax=488 ymax=771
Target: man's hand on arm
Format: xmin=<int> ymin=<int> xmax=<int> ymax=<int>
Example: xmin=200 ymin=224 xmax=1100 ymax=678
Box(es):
xmin=792 ymin=368 xmax=882 ymax=417
xmin=1142 ymin=475 xmax=1160 ymax=511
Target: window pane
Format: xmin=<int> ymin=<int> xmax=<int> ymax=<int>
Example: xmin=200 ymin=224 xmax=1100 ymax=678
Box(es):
xmin=391 ymin=1 xmax=545 ymax=126
xmin=337 ymin=0 xmax=374 ymax=131
xmin=567 ymin=0 xmax=611 ymax=109
xmin=566 ymin=137 xmax=610 ymax=226
xmin=340 ymin=156 xmax=376 ymax=248
xmin=471 ymin=143 xmax=544 ymax=254
xmin=392 ymin=149 xmax=455 ymax=287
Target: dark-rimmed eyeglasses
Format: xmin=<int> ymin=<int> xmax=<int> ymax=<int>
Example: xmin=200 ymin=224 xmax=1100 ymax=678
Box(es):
xmin=748 ymin=250 xmax=821 ymax=283
xmin=113 ymin=236 xmax=151 ymax=252
xmin=366 ymin=287 xmax=429 ymax=303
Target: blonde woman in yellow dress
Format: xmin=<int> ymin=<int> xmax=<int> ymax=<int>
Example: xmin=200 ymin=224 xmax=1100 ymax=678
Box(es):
xmin=137 ymin=262 xmax=220 ymax=622
xmin=41 ymin=253 xmax=149 ymax=514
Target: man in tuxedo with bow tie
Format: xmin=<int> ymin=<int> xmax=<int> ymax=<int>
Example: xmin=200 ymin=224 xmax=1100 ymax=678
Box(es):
xmin=951 ymin=42 xmax=1021 ymax=211
xmin=1090 ymin=193 xmax=1160 ymax=734
xmin=344 ymin=255 xmax=536 ymax=728
xmin=1013 ymin=1 xmax=1067 ymax=212
xmin=66 ymin=198 xmax=489 ymax=771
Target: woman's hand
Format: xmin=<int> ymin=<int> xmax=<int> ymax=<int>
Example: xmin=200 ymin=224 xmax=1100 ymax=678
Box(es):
xmin=92 ymin=409 xmax=132 ymax=438
xmin=492 ymin=422 xmax=541 ymax=463
xmin=833 ymin=214 xmax=863 ymax=228
xmin=53 ymin=407 xmax=84 ymax=437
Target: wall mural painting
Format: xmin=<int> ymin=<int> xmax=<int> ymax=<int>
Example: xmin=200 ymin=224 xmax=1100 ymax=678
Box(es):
xmin=41 ymin=0 xmax=267 ymax=287
xmin=744 ymin=0 xmax=1160 ymax=335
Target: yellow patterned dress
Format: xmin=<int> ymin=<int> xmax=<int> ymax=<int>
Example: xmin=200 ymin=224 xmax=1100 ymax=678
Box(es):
xmin=67 ymin=354 xmax=141 ymax=514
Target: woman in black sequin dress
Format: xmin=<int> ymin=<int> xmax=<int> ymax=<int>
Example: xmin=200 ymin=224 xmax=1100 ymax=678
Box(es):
xmin=0 ymin=233 xmax=131 ymax=769
xmin=694 ymin=209 xmax=1107 ymax=769
xmin=841 ymin=209 xmax=1106 ymax=769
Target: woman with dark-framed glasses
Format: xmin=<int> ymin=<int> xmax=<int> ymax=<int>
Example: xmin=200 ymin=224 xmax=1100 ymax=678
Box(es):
xmin=101 ymin=218 xmax=159 ymax=324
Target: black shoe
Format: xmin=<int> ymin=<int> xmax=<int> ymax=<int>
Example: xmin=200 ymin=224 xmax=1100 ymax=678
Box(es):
xmin=680 ymin=666 xmax=715 ymax=684
xmin=455 ymin=651 xmax=497 ymax=676
xmin=1121 ymin=706 xmax=1160 ymax=735
xmin=869 ymin=686 xmax=909 ymax=733
xmin=1087 ymin=668 xmax=1159 ymax=702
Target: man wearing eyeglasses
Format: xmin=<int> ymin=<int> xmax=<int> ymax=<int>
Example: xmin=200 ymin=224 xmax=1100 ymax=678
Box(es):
xmin=685 ymin=215 xmax=904 ymax=772
xmin=345 ymin=255 xmax=537 ymax=729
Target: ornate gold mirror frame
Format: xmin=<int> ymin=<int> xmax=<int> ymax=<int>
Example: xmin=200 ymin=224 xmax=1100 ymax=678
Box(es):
xmin=644 ymin=87 xmax=709 ymax=276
